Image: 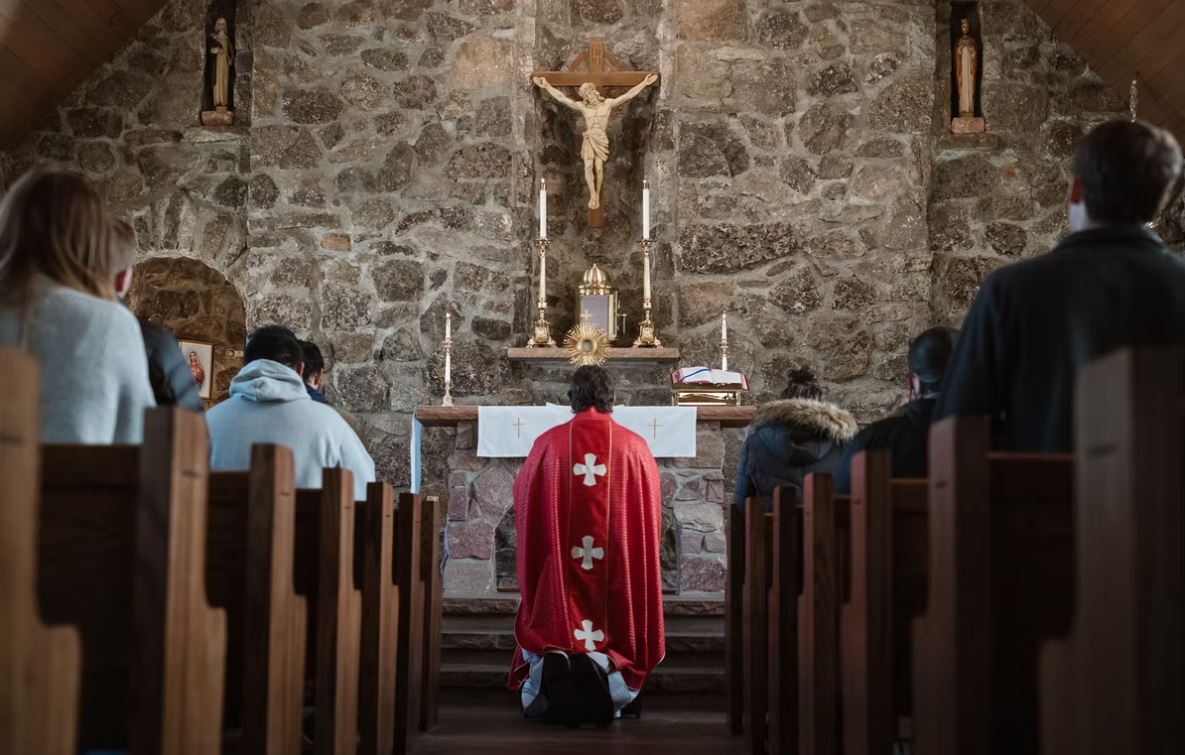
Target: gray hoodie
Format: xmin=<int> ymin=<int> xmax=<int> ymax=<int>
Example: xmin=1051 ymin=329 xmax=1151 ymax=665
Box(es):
xmin=206 ymin=359 xmax=376 ymax=500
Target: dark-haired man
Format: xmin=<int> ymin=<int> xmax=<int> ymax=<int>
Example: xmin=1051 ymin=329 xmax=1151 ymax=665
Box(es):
xmin=510 ymin=366 xmax=664 ymax=726
xmin=207 ymin=325 xmax=375 ymax=500
xmin=937 ymin=119 xmax=1185 ymax=451
xmin=834 ymin=327 xmax=957 ymax=493
xmin=299 ymin=339 xmax=328 ymax=403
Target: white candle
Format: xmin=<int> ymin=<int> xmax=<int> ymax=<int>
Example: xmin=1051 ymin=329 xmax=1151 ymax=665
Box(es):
xmin=721 ymin=312 xmax=728 ymax=340
xmin=444 ymin=312 xmax=452 ymax=383
xmin=642 ymin=179 xmax=650 ymax=240
xmin=539 ymin=178 xmax=547 ymax=239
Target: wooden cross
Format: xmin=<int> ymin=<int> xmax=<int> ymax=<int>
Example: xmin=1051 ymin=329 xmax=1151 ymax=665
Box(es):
xmin=650 ymin=417 xmax=661 ymax=440
xmin=533 ymin=40 xmax=656 ymax=89
xmin=512 ymin=417 xmax=525 ymax=438
xmin=532 ymin=40 xmax=659 ymax=228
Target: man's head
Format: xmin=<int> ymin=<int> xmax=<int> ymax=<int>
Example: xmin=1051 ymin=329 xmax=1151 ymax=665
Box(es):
xmin=110 ymin=218 xmax=136 ymax=300
xmin=907 ymin=326 xmax=958 ymax=399
xmin=244 ymin=325 xmax=304 ymax=374
xmin=578 ymin=82 xmax=604 ymax=106
xmin=569 ymin=365 xmax=614 ymax=413
xmin=1068 ymin=119 xmax=1183 ymax=232
xmin=299 ymin=340 xmax=325 ymax=389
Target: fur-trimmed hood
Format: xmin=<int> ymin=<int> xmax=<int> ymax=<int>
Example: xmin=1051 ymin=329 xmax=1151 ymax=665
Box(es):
xmin=750 ymin=398 xmax=859 ymax=444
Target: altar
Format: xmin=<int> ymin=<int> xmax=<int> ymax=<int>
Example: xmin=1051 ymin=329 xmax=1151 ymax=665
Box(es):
xmin=414 ymin=405 xmax=753 ymax=596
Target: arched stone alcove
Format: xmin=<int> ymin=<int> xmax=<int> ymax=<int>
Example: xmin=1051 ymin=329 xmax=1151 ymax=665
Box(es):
xmin=126 ymin=256 xmax=247 ymax=402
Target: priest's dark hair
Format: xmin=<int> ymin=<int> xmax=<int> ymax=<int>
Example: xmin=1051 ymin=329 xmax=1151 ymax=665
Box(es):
xmin=782 ymin=365 xmax=824 ymax=401
xmin=908 ymin=326 xmax=958 ymax=397
xmin=1073 ymin=119 xmax=1183 ymax=225
xmin=245 ymin=325 xmax=304 ymax=372
xmin=569 ymin=365 xmax=615 ymax=413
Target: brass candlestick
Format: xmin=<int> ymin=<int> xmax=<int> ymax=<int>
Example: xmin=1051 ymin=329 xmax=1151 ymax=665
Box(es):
xmin=527 ymin=237 xmax=556 ymax=347
xmin=633 ymin=239 xmax=662 ymax=347
xmin=442 ymin=314 xmax=454 ymax=407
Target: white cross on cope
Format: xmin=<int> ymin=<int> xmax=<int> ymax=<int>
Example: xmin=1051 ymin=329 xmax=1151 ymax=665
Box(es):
xmin=572 ymin=453 xmax=607 ymax=487
xmin=570 ymin=535 xmax=605 ymax=571
xmin=574 ymin=619 xmax=605 ymax=652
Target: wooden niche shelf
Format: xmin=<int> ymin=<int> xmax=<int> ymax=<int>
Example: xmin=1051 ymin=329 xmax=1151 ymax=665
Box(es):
xmin=506 ymin=347 xmax=682 ymax=362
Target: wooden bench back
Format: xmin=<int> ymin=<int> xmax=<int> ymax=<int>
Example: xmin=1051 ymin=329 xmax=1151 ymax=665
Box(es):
xmin=0 ymin=348 xmax=81 ymax=755
xmin=37 ymin=408 xmax=226 ymax=754
xmin=742 ymin=502 xmax=772 ymax=754
xmin=768 ymin=488 xmax=801 ymax=755
xmin=726 ymin=503 xmax=745 ymax=736
xmin=914 ymin=416 xmax=1073 ymax=755
xmin=205 ymin=446 xmax=306 ymax=754
xmin=841 ymin=451 xmax=929 ymax=755
xmin=393 ymin=492 xmax=424 ymax=755
xmin=1041 ymin=347 xmax=1184 ymax=753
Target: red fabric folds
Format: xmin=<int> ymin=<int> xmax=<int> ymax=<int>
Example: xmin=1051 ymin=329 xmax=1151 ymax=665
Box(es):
xmin=509 ymin=408 xmax=665 ymax=692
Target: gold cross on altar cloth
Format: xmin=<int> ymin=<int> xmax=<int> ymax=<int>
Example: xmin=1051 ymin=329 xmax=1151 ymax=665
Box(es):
xmin=512 ymin=417 xmax=525 ymax=438
xmin=650 ymin=417 xmax=661 ymax=440
xmin=532 ymin=40 xmax=659 ymax=228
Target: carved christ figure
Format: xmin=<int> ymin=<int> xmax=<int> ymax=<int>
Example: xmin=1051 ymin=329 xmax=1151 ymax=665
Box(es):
xmin=533 ymin=74 xmax=659 ymax=210
xmin=210 ymin=17 xmax=233 ymax=110
xmin=954 ymin=18 xmax=978 ymax=117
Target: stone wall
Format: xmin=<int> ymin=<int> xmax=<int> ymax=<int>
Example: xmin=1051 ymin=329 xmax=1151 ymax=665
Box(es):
xmin=3 ymin=0 xmax=1178 ymax=595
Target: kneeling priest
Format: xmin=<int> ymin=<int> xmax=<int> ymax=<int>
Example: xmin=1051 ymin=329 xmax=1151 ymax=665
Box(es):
xmin=509 ymin=366 xmax=665 ymax=725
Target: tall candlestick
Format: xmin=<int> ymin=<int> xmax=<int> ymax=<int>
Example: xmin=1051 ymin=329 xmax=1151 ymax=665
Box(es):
xmin=720 ymin=313 xmax=729 ymax=372
xmin=539 ymin=178 xmax=547 ymax=239
xmin=442 ymin=311 xmax=454 ymax=406
xmin=527 ymin=237 xmax=556 ymax=347
xmin=633 ymin=238 xmax=661 ymax=347
xmin=642 ymin=179 xmax=651 ymax=240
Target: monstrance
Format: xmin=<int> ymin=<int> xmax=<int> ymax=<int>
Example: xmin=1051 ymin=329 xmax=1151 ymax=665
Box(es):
xmin=577 ymin=264 xmax=619 ymax=341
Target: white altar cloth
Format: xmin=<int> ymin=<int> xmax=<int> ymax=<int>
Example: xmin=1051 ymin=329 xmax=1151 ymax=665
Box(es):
xmin=476 ymin=406 xmax=697 ymax=458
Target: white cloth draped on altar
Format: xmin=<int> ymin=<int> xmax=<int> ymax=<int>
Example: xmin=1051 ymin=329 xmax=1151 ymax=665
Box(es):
xmin=477 ymin=406 xmax=697 ymax=458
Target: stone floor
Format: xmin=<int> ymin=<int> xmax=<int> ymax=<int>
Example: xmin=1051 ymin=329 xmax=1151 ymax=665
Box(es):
xmin=411 ymin=696 xmax=742 ymax=754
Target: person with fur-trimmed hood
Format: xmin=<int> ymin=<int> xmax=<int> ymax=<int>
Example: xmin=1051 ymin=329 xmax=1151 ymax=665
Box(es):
xmin=733 ymin=366 xmax=858 ymax=512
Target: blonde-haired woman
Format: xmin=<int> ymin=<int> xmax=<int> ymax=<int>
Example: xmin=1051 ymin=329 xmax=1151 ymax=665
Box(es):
xmin=0 ymin=170 xmax=154 ymax=443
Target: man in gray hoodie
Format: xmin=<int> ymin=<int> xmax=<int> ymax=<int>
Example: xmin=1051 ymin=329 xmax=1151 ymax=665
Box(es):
xmin=207 ymin=325 xmax=375 ymax=500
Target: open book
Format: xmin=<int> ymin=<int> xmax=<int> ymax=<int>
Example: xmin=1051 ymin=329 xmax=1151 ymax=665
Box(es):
xmin=671 ymin=367 xmax=749 ymax=388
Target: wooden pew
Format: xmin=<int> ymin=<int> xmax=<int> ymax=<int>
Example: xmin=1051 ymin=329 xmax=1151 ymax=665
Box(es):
xmin=0 ymin=349 xmax=81 ymax=755
xmin=798 ymin=475 xmax=847 ymax=755
xmin=1041 ymin=347 xmax=1184 ymax=753
xmin=767 ymin=487 xmax=801 ymax=755
xmin=292 ymin=472 xmax=363 ymax=755
xmin=206 ymin=446 xmax=307 ymax=754
xmin=912 ymin=416 xmax=1073 ymax=755
xmin=742 ymin=499 xmax=772 ymax=754
xmin=419 ymin=495 xmax=445 ymax=732
xmin=726 ymin=503 xmax=745 ymax=736
xmin=35 ymin=407 xmax=226 ymax=754
xmin=394 ymin=492 xmax=425 ymax=755
xmin=840 ymin=452 xmax=929 ymax=755
xmin=359 ymin=481 xmax=399 ymax=755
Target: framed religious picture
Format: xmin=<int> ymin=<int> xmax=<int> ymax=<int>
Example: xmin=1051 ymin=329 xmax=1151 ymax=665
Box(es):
xmin=178 ymin=339 xmax=215 ymax=400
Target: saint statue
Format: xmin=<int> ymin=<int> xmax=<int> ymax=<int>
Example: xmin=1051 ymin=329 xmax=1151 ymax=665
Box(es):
xmin=209 ymin=17 xmax=233 ymax=111
xmin=533 ymin=74 xmax=658 ymax=210
xmin=954 ymin=18 xmax=978 ymax=117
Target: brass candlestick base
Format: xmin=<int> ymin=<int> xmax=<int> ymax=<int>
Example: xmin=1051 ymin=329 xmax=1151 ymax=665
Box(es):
xmin=633 ymin=239 xmax=662 ymax=347
xmin=720 ymin=338 xmax=729 ymax=372
xmin=527 ymin=237 xmax=556 ymax=348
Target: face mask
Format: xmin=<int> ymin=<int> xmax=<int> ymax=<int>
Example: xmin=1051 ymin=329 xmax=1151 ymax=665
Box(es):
xmin=1068 ymin=200 xmax=1089 ymax=233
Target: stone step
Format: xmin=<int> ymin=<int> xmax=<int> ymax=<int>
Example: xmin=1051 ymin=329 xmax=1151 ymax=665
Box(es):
xmin=441 ymin=656 xmax=725 ymax=695
xmin=444 ymin=592 xmax=725 ymax=618
xmin=442 ymin=614 xmax=725 ymax=657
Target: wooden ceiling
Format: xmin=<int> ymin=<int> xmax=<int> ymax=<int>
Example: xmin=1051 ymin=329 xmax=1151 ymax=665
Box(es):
xmin=1025 ymin=0 xmax=1185 ymax=141
xmin=0 ymin=0 xmax=167 ymax=148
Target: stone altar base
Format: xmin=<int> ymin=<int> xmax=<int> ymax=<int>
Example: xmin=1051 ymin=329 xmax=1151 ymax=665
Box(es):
xmin=440 ymin=420 xmax=743 ymax=596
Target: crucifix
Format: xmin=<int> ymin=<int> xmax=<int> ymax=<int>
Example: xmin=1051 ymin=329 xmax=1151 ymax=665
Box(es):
xmin=512 ymin=416 xmax=525 ymax=438
xmin=532 ymin=40 xmax=659 ymax=228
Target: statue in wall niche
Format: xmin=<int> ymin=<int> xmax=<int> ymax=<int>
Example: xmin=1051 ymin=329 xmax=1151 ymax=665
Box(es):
xmin=201 ymin=17 xmax=235 ymax=126
xmin=534 ymin=75 xmax=658 ymax=213
xmin=951 ymin=17 xmax=985 ymax=134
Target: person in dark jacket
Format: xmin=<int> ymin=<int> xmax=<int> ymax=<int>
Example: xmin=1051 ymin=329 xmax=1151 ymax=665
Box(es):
xmin=936 ymin=119 xmax=1185 ymax=451
xmin=299 ymin=340 xmax=328 ymax=403
xmin=111 ymin=219 xmax=203 ymax=411
xmin=734 ymin=367 xmax=858 ymax=512
xmin=833 ymin=327 xmax=957 ymax=494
